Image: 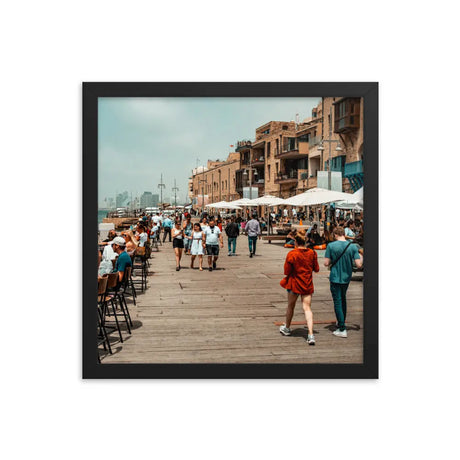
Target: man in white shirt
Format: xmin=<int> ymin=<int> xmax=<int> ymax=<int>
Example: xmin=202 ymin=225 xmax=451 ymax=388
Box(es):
xmin=202 ymin=218 xmax=223 ymax=271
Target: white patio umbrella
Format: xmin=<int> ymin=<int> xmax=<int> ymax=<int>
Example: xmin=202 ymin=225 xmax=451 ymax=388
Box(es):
xmin=335 ymin=187 xmax=363 ymax=208
xmin=205 ymin=201 xmax=227 ymax=208
xmin=229 ymin=198 xmax=258 ymax=206
xmin=250 ymin=195 xmax=286 ymax=206
xmin=281 ymin=187 xmax=354 ymax=207
xmin=206 ymin=201 xmax=242 ymax=210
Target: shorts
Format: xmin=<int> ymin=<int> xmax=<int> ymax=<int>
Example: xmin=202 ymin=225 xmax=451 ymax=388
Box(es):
xmin=287 ymin=289 xmax=301 ymax=296
xmin=206 ymin=244 xmax=219 ymax=256
xmin=173 ymin=238 xmax=184 ymax=249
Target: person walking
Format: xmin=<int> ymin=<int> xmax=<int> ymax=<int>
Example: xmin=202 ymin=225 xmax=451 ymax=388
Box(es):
xmin=245 ymin=213 xmax=261 ymax=258
xmin=202 ymin=218 xmax=223 ymax=271
xmin=189 ymin=223 xmax=204 ymax=271
xmin=279 ymin=230 xmax=320 ymax=345
xmin=225 ymin=216 xmax=239 ymax=256
xmin=171 ymin=220 xmax=185 ymax=271
xmin=162 ymin=215 xmax=173 ymax=242
xmin=324 ymin=226 xmax=363 ymax=338
xmin=182 ymin=214 xmax=193 ymax=255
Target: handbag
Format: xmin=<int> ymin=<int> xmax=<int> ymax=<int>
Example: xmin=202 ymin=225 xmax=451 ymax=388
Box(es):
xmin=328 ymin=241 xmax=352 ymax=271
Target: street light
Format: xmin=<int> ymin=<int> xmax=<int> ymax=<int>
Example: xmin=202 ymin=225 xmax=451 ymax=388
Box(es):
xmin=318 ymin=106 xmax=343 ymax=229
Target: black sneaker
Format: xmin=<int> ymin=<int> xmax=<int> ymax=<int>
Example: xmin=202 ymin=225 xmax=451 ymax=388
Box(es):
xmin=209 ymin=267 xmax=213 ymax=272
xmin=249 ymin=253 xmax=253 ymax=258
xmin=213 ymin=261 xmax=217 ymax=269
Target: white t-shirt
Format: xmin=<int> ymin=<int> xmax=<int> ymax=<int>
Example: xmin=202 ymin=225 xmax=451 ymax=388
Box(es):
xmin=139 ymin=232 xmax=148 ymax=247
xmin=345 ymin=227 xmax=355 ymax=238
xmin=203 ymin=226 xmax=221 ymax=245
xmin=152 ymin=215 xmax=161 ymax=225
xmin=283 ymin=209 xmax=288 ymax=217
xmin=102 ymin=242 xmax=117 ymax=261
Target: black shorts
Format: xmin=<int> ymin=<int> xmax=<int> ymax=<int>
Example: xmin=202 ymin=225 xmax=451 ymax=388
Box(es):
xmin=206 ymin=244 xmax=219 ymax=256
xmin=173 ymin=238 xmax=184 ymax=249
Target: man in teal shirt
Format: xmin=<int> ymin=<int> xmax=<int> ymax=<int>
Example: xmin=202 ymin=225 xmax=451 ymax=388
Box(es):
xmin=324 ymin=226 xmax=362 ymax=337
xmin=111 ymin=237 xmax=132 ymax=284
xmin=162 ymin=216 xmax=173 ymax=242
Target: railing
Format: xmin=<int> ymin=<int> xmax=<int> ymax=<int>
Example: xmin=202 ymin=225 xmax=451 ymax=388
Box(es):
xmin=275 ymin=170 xmax=298 ymax=182
xmin=236 ymin=140 xmax=252 ymax=151
xmin=308 ymin=136 xmax=321 ymax=147
xmin=344 ymin=160 xmax=363 ymax=176
xmin=252 ymin=156 xmax=265 ymax=164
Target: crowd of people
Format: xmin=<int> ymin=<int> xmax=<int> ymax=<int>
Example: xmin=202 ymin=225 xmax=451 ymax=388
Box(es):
xmin=98 ymin=206 xmax=364 ymax=348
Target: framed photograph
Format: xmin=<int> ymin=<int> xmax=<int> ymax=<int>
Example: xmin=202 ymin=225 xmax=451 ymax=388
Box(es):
xmin=83 ymin=82 xmax=378 ymax=379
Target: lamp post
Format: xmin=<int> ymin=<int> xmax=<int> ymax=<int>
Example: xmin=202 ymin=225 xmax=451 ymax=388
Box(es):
xmin=172 ymin=178 xmax=179 ymax=208
xmin=242 ymin=154 xmax=258 ymax=200
xmin=318 ymin=106 xmax=343 ymax=229
xmin=158 ymin=173 xmax=165 ymax=210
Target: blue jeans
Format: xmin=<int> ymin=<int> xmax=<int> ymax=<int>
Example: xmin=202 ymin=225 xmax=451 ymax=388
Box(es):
xmin=227 ymin=237 xmax=237 ymax=253
xmin=248 ymin=236 xmax=257 ymax=254
xmin=330 ymin=282 xmax=349 ymax=331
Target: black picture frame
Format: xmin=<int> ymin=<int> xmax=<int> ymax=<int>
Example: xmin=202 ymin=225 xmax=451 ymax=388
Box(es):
xmin=83 ymin=82 xmax=378 ymax=379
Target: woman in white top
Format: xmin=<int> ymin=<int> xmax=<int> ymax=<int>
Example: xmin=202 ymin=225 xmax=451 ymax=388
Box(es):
xmin=172 ymin=220 xmax=185 ymax=271
xmin=135 ymin=224 xmax=148 ymax=247
xmin=189 ymin=223 xmax=204 ymax=271
xmin=200 ymin=217 xmax=209 ymax=233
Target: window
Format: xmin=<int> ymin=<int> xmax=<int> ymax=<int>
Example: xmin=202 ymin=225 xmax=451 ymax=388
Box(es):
xmin=298 ymin=158 xmax=308 ymax=169
xmin=298 ymin=134 xmax=310 ymax=142
xmin=262 ymin=129 xmax=270 ymax=135
xmin=268 ymin=165 xmax=271 ymax=181
xmin=282 ymin=125 xmax=288 ymax=130
xmin=267 ymin=142 xmax=271 ymax=157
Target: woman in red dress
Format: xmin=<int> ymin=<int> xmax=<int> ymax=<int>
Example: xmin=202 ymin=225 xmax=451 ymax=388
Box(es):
xmin=279 ymin=230 xmax=320 ymax=345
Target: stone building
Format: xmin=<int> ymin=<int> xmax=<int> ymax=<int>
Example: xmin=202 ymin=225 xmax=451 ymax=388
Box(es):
xmin=190 ymin=97 xmax=364 ymax=211
xmin=295 ymin=97 xmax=364 ymax=194
xmin=190 ymin=153 xmax=241 ymax=212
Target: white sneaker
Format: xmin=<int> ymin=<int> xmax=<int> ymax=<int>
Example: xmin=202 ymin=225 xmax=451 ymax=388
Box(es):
xmin=279 ymin=325 xmax=291 ymax=336
xmin=333 ymin=329 xmax=348 ymax=338
xmin=307 ymin=334 xmax=316 ymax=345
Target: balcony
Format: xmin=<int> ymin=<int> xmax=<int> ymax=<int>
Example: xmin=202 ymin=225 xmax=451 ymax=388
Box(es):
xmin=274 ymin=170 xmax=298 ymax=184
xmin=334 ymin=98 xmax=360 ymax=133
xmin=344 ymin=160 xmax=363 ymax=176
xmin=344 ymin=160 xmax=363 ymax=192
xmin=235 ymin=140 xmax=252 ymax=152
xmin=251 ymin=156 xmax=265 ymax=166
xmin=275 ymin=139 xmax=308 ymax=160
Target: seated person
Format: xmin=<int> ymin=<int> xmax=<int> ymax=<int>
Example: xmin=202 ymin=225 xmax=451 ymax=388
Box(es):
xmin=285 ymin=228 xmax=297 ymax=246
xmin=307 ymin=225 xmax=324 ymax=247
xmin=135 ymin=224 xmax=148 ymax=247
xmin=111 ymin=237 xmax=132 ymax=284
xmin=121 ymin=231 xmax=137 ymax=255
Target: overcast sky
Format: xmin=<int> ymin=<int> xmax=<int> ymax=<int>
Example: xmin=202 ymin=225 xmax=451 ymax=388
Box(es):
xmin=98 ymin=97 xmax=321 ymax=207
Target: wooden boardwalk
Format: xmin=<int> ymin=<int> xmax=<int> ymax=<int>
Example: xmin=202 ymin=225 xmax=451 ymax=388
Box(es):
xmin=102 ymin=235 xmax=363 ymax=364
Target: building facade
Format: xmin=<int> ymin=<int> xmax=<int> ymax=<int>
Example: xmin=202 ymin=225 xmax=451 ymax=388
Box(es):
xmin=190 ymin=97 xmax=364 ymax=211
xmin=190 ymin=153 xmax=241 ymax=212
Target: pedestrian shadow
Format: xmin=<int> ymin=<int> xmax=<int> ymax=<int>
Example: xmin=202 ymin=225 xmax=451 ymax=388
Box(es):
xmin=323 ymin=323 xmax=360 ymax=332
xmin=290 ymin=328 xmax=319 ymax=338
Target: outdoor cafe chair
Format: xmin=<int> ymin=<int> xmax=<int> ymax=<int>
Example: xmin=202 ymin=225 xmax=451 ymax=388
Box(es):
xmin=102 ymin=272 xmax=125 ymax=343
xmin=97 ymin=276 xmax=112 ymax=360
xmin=105 ymin=267 xmax=133 ymax=335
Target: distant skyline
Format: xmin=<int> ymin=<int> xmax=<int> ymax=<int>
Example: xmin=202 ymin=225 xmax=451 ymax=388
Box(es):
xmin=98 ymin=97 xmax=321 ymax=208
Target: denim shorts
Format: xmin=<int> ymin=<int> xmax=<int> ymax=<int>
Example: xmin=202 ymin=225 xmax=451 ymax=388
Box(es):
xmin=287 ymin=289 xmax=301 ymax=296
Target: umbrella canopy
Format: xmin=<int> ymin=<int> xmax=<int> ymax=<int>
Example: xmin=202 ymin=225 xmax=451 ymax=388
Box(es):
xmin=205 ymin=201 xmax=227 ymax=208
xmin=250 ymin=195 xmax=286 ymax=206
xmin=206 ymin=201 xmax=242 ymax=210
xmin=229 ymin=198 xmax=258 ymax=206
xmin=281 ymin=187 xmax=354 ymax=207
xmin=335 ymin=187 xmax=363 ymax=207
